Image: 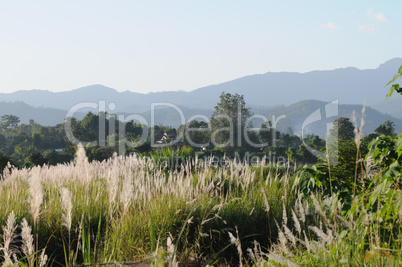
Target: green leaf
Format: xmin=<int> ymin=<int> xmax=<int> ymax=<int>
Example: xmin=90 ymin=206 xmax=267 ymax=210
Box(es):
xmin=386 ymin=65 xmax=402 ymax=86
xmin=339 ymin=230 xmax=348 ymax=240
xmin=386 ymin=84 xmax=400 ymax=99
xmin=397 ymin=135 xmax=402 ymax=159
xmin=149 ymin=211 xmax=156 ymax=252
xmin=169 ymin=209 xmax=194 ymax=267
xmin=386 ymin=64 xmax=402 ymax=99
xmin=202 ymin=243 xmax=233 ymax=267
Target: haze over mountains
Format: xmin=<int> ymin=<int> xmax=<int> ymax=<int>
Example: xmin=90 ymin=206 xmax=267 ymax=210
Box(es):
xmin=1 ymin=58 xmax=401 ymax=135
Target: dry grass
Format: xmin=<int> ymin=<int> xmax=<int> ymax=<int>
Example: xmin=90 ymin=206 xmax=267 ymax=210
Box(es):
xmin=0 ymin=144 xmax=400 ymax=266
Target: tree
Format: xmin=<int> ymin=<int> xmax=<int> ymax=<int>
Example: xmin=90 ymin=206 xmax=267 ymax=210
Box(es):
xmin=304 ymin=135 xmax=325 ymax=151
xmin=32 ymin=132 xmax=42 ymax=147
xmin=86 ymin=146 xmax=117 ymax=162
xmin=210 ymin=92 xmax=251 ymax=147
xmin=259 ymin=121 xmax=273 ymax=146
xmin=286 ymin=127 xmax=294 ymax=135
xmin=24 ymin=152 xmax=47 ymax=168
xmin=329 ymin=117 xmax=355 ymax=141
xmin=75 ymin=112 xmax=99 ymax=142
xmin=375 ymin=119 xmax=396 ymax=137
xmin=325 ymin=117 xmax=356 ymax=168
xmin=0 ymin=115 xmax=20 ymax=134
xmin=287 ymin=144 xmax=317 ymax=164
xmin=183 ymin=120 xmax=210 ymax=147
xmin=125 ymin=122 xmax=144 ymax=141
xmin=0 ymin=134 xmax=5 ymax=148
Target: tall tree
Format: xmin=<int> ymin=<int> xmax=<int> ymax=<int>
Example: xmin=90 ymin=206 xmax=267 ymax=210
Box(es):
xmin=375 ymin=119 xmax=396 ymax=137
xmin=210 ymin=92 xmax=251 ymax=147
xmin=0 ymin=115 xmax=20 ymax=135
xmin=329 ymin=117 xmax=355 ymax=141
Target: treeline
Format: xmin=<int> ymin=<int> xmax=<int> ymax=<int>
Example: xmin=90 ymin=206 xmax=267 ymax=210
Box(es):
xmin=0 ymin=93 xmax=398 ymax=171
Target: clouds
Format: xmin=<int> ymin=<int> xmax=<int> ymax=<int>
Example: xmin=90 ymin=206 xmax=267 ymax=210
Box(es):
xmin=367 ymin=9 xmax=387 ymax=22
xmin=357 ymin=9 xmax=387 ymax=31
xmin=374 ymin=13 xmax=387 ymax=22
xmin=321 ymin=9 xmax=388 ymax=32
xmin=321 ymin=22 xmax=337 ymax=30
xmin=358 ymin=24 xmax=376 ymax=31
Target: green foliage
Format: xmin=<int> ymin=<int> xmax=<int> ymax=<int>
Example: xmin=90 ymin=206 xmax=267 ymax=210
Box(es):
xmin=182 ymin=120 xmax=210 ymax=147
xmin=210 ymin=92 xmax=251 ymax=147
xmin=0 ymin=111 xmax=153 ymax=167
xmin=72 ymin=112 xmax=100 ymax=142
xmin=289 ymin=68 xmax=402 ymax=266
xmin=144 ymin=146 xmax=194 ymax=169
xmin=292 ymin=132 xmax=402 ymax=266
xmin=24 ymin=152 xmax=47 ymax=168
xmin=0 ymin=114 xmax=20 ymax=133
xmin=259 ymin=121 xmax=274 ymax=146
xmin=329 ymin=117 xmax=355 ymax=141
xmin=0 ymin=154 xmax=12 ymax=175
xmin=86 ymin=146 xmax=117 ymax=162
xmin=368 ymin=132 xmax=402 ymax=183
xmin=375 ymin=119 xmax=397 ymax=137
xmin=304 ymin=134 xmax=326 ymax=150
xmin=287 ymin=143 xmax=317 ymax=164
xmin=80 ymin=215 xmax=102 ymax=264
xmin=386 ymin=64 xmax=402 ymax=99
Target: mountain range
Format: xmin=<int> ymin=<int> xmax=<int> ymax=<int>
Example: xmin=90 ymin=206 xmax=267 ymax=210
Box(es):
xmin=0 ymin=58 xmax=401 ymax=135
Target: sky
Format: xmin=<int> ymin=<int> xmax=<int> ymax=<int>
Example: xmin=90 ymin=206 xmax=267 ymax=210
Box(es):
xmin=0 ymin=1 xmax=401 ymax=93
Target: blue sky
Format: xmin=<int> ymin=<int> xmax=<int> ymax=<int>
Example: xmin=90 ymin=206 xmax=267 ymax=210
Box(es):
xmin=0 ymin=1 xmax=401 ymax=93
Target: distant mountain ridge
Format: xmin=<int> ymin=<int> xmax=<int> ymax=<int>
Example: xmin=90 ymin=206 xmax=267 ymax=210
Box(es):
xmin=372 ymin=97 xmax=402 ymax=119
xmin=257 ymin=100 xmax=402 ymax=136
xmin=0 ymin=58 xmax=401 ymax=114
xmin=0 ymin=58 xmax=401 ymax=131
xmin=0 ymin=102 xmax=86 ymax=126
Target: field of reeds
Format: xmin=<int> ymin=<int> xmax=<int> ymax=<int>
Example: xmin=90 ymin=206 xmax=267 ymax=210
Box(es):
xmin=0 ymin=142 xmax=401 ymax=266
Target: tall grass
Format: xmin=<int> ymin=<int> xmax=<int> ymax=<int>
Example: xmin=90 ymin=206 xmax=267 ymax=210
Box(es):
xmin=0 ymin=146 xmax=294 ymax=266
xmin=0 ymin=139 xmax=400 ymax=266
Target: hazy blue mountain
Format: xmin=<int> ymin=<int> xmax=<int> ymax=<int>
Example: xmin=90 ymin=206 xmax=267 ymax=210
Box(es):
xmin=371 ymin=96 xmax=402 ymax=119
xmin=0 ymin=58 xmax=401 ymax=132
xmin=0 ymin=85 xmax=147 ymax=112
xmin=0 ymin=58 xmax=401 ymax=114
xmin=0 ymin=101 xmax=85 ymax=126
xmin=255 ymin=100 xmax=402 ymax=136
xmin=186 ymin=58 xmax=402 ymax=108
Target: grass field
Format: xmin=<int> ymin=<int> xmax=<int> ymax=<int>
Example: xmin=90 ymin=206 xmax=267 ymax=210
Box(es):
xmin=0 ymin=144 xmax=401 ymax=266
